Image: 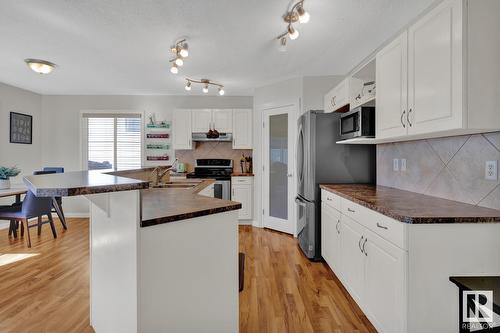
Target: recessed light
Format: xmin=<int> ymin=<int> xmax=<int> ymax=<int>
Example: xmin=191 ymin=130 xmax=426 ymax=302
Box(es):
xmin=24 ymin=59 xmax=57 ymax=74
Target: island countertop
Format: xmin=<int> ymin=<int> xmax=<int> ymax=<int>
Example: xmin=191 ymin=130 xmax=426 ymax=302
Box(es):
xmin=320 ymin=184 xmax=500 ymax=224
xmin=141 ymin=179 xmax=242 ymax=227
xmin=23 ymin=170 xmax=149 ymax=197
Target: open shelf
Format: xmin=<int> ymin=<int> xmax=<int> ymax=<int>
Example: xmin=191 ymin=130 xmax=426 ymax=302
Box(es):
xmin=336 ymin=137 xmax=378 ymax=145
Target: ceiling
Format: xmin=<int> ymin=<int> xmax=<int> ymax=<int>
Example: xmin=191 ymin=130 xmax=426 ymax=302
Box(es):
xmin=0 ymin=0 xmax=435 ymax=96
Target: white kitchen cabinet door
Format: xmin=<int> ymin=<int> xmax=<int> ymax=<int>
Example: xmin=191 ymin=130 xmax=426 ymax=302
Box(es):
xmin=340 ymin=215 xmax=365 ymax=304
xmin=407 ymin=0 xmax=463 ymax=135
xmin=321 ymin=203 xmax=342 ymax=274
xmin=231 ymin=184 xmax=252 ymax=220
xmin=232 ymin=109 xmax=253 ymax=149
xmin=364 ymin=229 xmax=407 ymax=333
xmin=213 ymin=109 xmax=233 ymax=133
xmin=191 ymin=109 xmax=212 ymax=133
xmin=172 ymin=109 xmax=193 ymax=150
xmin=376 ymin=32 xmax=408 ymax=139
xmin=324 ymin=79 xmax=350 ymax=113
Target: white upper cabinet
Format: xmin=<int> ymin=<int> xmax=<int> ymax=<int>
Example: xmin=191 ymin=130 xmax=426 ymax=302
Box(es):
xmin=232 ymin=109 xmax=253 ymax=149
xmin=191 ymin=109 xmax=233 ymax=133
xmin=213 ymin=109 xmax=233 ymax=133
xmin=191 ymin=109 xmax=213 ymax=133
xmin=407 ymin=0 xmax=463 ymax=135
xmin=172 ymin=109 xmax=193 ymax=150
xmin=376 ymin=32 xmax=408 ymax=139
xmin=374 ymin=0 xmax=500 ymax=142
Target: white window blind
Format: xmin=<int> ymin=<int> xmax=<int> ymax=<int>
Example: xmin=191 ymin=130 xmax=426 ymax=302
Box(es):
xmin=83 ymin=113 xmax=142 ymax=171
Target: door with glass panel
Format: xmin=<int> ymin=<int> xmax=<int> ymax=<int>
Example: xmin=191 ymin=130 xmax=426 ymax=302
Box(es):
xmin=263 ymin=105 xmax=296 ymax=234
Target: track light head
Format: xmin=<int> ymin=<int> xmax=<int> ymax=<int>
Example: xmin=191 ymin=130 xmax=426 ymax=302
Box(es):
xmin=185 ymin=81 xmax=192 ymax=91
xmin=297 ymin=5 xmax=310 ymax=24
xmin=288 ymin=25 xmax=299 ymax=40
xmin=218 ymin=87 xmax=225 ymax=96
xmin=175 ymin=57 xmax=184 ymax=66
xmin=202 ymin=83 xmax=209 ymax=94
xmin=278 ymin=36 xmax=287 ymax=52
xmin=179 ymin=43 xmax=189 ymax=58
xmin=170 ymin=63 xmax=178 ymax=74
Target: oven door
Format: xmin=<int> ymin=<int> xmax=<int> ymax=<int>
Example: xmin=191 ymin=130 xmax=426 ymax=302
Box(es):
xmin=214 ymin=180 xmax=231 ymax=200
xmin=340 ymin=109 xmax=361 ymax=140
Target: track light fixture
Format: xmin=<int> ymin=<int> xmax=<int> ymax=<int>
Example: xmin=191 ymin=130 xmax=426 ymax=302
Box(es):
xmin=185 ymin=78 xmax=225 ymax=96
xmin=276 ymin=0 xmax=309 ymax=45
xmin=169 ymin=38 xmax=189 ymax=74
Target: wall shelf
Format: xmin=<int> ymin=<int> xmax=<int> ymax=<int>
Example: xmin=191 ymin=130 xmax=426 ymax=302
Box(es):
xmin=147 ymin=156 xmax=170 ymax=161
xmin=146 ymin=133 xmax=169 ymax=139
xmin=146 ymin=144 xmax=170 ymax=150
xmin=146 ymin=122 xmax=171 ymax=129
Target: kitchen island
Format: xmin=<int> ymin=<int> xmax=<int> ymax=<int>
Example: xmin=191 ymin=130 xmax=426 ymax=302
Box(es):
xmin=23 ymin=170 xmax=241 ymax=333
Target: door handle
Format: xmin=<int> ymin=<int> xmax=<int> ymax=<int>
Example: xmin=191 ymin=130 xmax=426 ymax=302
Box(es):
xmin=362 ymin=238 xmax=368 ymax=256
xmin=407 ymin=108 xmax=413 ymax=127
xmin=401 ymin=110 xmax=406 ymax=128
xmin=358 ymin=236 xmax=364 ymax=253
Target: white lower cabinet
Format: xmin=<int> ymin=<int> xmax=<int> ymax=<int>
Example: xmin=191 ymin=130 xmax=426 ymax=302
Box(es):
xmin=322 ymin=189 xmax=407 ymax=333
xmin=231 ymin=177 xmax=253 ymax=220
xmin=364 ymin=228 xmax=406 ymax=333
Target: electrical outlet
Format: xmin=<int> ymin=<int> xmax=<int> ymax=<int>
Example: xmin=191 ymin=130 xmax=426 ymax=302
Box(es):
xmin=393 ymin=158 xmax=399 ymax=172
xmin=485 ymin=161 xmax=498 ymax=180
xmin=401 ymin=158 xmax=407 ymax=172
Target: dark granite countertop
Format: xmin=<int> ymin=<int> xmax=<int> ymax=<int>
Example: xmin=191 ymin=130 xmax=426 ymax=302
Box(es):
xmin=141 ymin=179 xmax=242 ymax=227
xmin=23 ymin=171 xmax=149 ymax=197
xmin=320 ymin=184 xmax=500 ymax=224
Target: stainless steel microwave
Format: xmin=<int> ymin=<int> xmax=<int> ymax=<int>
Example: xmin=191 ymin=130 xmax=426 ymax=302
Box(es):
xmin=339 ymin=106 xmax=375 ymax=140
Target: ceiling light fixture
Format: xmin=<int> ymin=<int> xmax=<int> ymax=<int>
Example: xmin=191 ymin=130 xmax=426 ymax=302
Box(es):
xmin=275 ymin=0 xmax=310 ymax=43
xmin=185 ymin=78 xmax=225 ymax=96
xmin=169 ymin=38 xmax=189 ymax=74
xmin=24 ymin=58 xmax=57 ymax=74
xmin=278 ymin=36 xmax=287 ymax=52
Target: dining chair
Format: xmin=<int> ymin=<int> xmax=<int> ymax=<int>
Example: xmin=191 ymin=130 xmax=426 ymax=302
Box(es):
xmin=33 ymin=170 xmax=67 ymax=230
xmin=0 ymin=191 xmax=55 ymax=247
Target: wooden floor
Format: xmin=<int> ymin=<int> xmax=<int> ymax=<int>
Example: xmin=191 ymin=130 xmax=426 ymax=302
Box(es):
xmin=0 ymin=219 xmax=376 ymax=333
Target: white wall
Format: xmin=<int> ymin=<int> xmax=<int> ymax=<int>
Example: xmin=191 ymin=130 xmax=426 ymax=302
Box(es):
xmin=0 ymin=82 xmax=42 ymax=184
xmin=41 ymin=95 xmax=252 ymax=215
xmin=252 ymin=76 xmax=342 ymax=231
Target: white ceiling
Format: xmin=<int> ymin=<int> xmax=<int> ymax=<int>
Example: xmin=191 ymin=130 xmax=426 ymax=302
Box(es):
xmin=0 ymin=0 xmax=435 ymax=96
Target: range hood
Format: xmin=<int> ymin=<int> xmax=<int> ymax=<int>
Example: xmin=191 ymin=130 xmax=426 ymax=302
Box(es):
xmin=191 ymin=132 xmax=233 ymax=142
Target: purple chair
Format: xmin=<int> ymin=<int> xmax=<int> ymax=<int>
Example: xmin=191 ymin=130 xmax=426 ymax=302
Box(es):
xmin=33 ymin=170 xmax=67 ymax=230
xmin=0 ymin=191 xmax=56 ymax=247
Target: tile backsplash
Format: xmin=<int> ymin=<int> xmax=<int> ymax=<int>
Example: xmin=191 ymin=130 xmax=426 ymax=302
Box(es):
xmin=175 ymin=142 xmax=252 ymax=173
xmin=377 ymin=132 xmax=500 ymax=210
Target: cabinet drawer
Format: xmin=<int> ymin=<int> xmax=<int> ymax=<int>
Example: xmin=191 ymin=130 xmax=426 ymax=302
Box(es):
xmin=321 ymin=190 xmax=341 ymax=211
xmin=341 ymin=198 xmax=407 ymax=250
xmin=231 ymin=177 xmax=253 ymax=185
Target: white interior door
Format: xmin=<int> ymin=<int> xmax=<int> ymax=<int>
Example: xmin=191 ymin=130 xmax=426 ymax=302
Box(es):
xmin=262 ymin=105 xmax=296 ymax=235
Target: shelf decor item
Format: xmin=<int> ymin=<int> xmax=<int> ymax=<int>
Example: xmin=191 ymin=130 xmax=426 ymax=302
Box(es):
xmin=146 ymin=143 xmax=170 ymax=150
xmin=10 ymin=112 xmax=33 ymax=144
xmin=146 ymin=122 xmax=171 ymax=129
xmin=0 ymin=166 xmax=21 ymax=190
xmin=147 ymin=156 xmax=170 ymax=161
xmin=146 ymin=133 xmax=169 ymax=139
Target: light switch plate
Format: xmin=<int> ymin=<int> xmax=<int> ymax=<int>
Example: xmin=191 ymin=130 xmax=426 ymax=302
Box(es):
xmin=401 ymin=159 xmax=407 ymax=172
xmin=393 ymin=158 xmax=399 ymax=172
xmin=485 ymin=161 xmax=498 ymax=180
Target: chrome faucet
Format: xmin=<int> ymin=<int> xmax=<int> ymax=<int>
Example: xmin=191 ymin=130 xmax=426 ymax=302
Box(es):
xmin=151 ymin=159 xmax=178 ymax=185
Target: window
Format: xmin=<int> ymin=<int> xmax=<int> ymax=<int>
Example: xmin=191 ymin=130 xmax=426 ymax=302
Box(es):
xmin=82 ymin=113 xmax=142 ymax=171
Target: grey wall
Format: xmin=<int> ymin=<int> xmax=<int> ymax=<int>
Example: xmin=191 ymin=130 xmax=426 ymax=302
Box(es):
xmin=377 ymin=132 xmax=500 ymax=210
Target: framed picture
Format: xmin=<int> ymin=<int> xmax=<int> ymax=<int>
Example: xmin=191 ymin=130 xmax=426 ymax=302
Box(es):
xmin=10 ymin=112 xmax=33 ymax=144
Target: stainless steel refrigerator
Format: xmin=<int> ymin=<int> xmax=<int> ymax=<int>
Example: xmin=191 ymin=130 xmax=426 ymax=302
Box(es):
xmin=296 ymin=110 xmax=376 ymax=260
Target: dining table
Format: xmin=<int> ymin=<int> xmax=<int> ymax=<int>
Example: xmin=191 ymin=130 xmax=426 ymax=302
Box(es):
xmin=0 ymin=185 xmax=28 ymax=203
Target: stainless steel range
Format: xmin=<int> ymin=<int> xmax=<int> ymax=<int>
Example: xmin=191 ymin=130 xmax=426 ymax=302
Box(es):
xmin=187 ymin=159 xmax=232 ymax=200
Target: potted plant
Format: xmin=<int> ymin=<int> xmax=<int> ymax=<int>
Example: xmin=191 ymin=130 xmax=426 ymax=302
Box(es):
xmin=0 ymin=166 xmax=21 ymax=190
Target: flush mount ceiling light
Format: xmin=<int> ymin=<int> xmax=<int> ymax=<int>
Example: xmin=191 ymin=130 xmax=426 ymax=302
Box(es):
xmin=169 ymin=38 xmax=189 ymax=74
xmin=275 ymin=0 xmax=310 ymax=47
xmin=24 ymin=58 xmax=57 ymax=74
xmin=185 ymin=78 xmax=225 ymax=96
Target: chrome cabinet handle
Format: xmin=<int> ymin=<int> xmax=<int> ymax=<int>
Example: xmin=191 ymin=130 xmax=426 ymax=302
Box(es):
xmin=401 ymin=110 xmax=406 ymax=128
xmin=331 ymin=96 xmax=336 ymax=107
xmin=362 ymin=238 xmax=368 ymax=256
xmin=336 ymin=220 xmax=340 ymax=234
xmin=376 ymin=222 xmax=388 ymax=230
xmin=407 ymin=108 xmax=413 ymax=127
xmin=347 ymin=208 xmax=355 ymax=213
xmin=358 ymin=236 xmax=364 ymax=253
xmin=327 ymin=197 xmax=332 ymax=201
